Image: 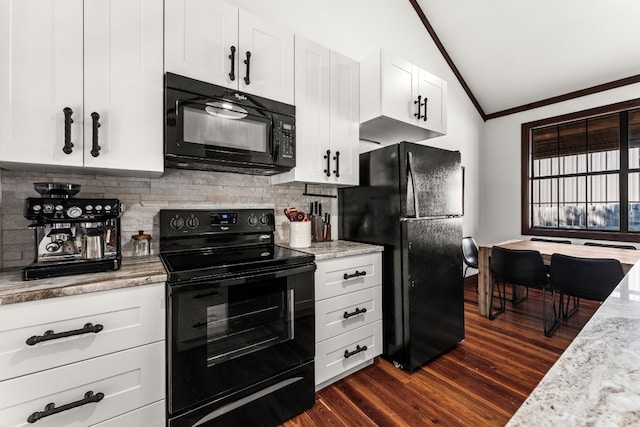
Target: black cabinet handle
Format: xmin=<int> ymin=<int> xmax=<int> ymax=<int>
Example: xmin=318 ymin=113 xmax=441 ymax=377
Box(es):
xmin=90 ymin=112 xmax=101 ymax=157
xmin=414 ymin=95 xmax=422 ymax=120
xmin=243 ymin=51 xmax=251 ymax=85
xmin=62 ymin=107 xmax=74 ymax=155
xmin=333 ymin=151 xmax=340 ymax=178
xmin=26 ymin=322 xmax=104 ymax=346
xmin=323 ymin=149 xmax=331 ymax=177
xmin=423 ymin=97 xmax=428 ymax=122
xmin=343 ymin=307 xmax=367 ymax=319
xmin=228 ymin=45 xmax=236 ymax=81
xmin=344 ymin=344 xmax=368 ymax=359
xmin=27 ymin=391 xmax=104 ymax=424
xmin=343 ymin=270 xmax=367 ymax=280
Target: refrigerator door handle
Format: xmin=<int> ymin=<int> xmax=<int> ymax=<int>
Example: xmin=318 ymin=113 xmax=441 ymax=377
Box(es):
xmin=406 ymin=151 xmax=420 ymax=218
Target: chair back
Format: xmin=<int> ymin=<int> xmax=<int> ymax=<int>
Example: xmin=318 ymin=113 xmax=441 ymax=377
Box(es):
xmin=530 ymin=238 xmax=572 ymax=244
xmin=462 ymin=237 xmax=479 ymax=269
xmin=550 ymin=253 xmax=624 ymax=301
xmin=583 ymin=242 xmax=636 ymax=250
xmin=490 ymin=246 xmax=548 ymax=288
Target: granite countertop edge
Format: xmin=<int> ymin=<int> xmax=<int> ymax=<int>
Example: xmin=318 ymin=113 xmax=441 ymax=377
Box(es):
xmin=0 ymin=241 xmax=383 ymax=306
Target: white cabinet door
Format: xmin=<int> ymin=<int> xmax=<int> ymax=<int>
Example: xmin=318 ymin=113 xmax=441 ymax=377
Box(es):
xmin=360 ymin=49 xmax=447 ymax=145
xmin=164 ymin=0 xmax=238 ymax=89
xmin=0 ymin=0 xmax=84 ymax=168
xmin=380 ymin=50 xmax=419 ymax=125
xmin=164 ymin=1 xmax=293 ymax=104
xmin=329 ymin=50 xmax=359 ymax=186
xmin=271 ymin=36 xmax=358 ymax=186
xmin=83 ymin=0 xmax=163 ymax=175
xmin=238 ymin=9 xmax=294 ymax=104
xmin=418 ymin=68 xmax=446 ymax=135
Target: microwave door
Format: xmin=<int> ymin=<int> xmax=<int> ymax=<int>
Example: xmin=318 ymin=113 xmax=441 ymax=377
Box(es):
xmin=177 ymin=100 xmax=273 ymax=162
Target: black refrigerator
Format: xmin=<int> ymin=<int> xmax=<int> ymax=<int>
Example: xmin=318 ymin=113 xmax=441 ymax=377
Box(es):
xmin=338 ymin=142 xmax=464 ymax=371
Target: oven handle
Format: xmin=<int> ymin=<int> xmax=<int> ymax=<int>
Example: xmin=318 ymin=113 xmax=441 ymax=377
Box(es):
xmin=169 ymin=262 xmax=316 ymax=292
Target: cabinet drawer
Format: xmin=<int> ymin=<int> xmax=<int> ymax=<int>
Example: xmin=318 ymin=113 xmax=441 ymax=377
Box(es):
xmin=91 ymin=400 xmax=164 ymax=427
xmin=0 ymin=283 xmax=165 ymax=381
xmin=315 ymin=285 xmax=382 ymax=342
xmin=315 ymin=253 xmax=381 ymax=301
xmin=0 ymin=341 xmax=164 ymax=427
xmin=315 ymin=321 xmax=382 ymax=385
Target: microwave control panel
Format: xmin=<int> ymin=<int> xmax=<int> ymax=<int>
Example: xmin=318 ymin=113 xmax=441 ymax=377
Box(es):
xmin=275 ymin=118 xmax=295 ymax=166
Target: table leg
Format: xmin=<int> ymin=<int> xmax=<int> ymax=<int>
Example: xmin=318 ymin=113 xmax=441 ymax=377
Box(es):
xmin=478 ymin=246 xmax=491 ymax=317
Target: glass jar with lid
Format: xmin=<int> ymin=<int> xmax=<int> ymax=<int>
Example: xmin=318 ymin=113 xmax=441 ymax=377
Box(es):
xmin=132 ymin=230 xmax=152 ymax=256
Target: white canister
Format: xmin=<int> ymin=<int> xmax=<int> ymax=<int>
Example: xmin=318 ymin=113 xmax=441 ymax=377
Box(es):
xmin=289 ymin=221 xmax=311 ymax=248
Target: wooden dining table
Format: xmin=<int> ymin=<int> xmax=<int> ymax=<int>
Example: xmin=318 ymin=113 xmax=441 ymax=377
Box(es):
xmin=477 ymin=239 xmax=640 ymax=317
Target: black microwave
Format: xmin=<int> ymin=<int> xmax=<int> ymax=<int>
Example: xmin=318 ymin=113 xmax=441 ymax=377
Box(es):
xmin=165 ymin=73 xmax=295 ymax=175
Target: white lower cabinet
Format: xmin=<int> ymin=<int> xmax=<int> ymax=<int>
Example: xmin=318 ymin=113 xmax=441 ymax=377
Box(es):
xmin=0 ymin=284 xmax=165 ymax=427
xmin=314 ymin=252 xmax=382 ymax=390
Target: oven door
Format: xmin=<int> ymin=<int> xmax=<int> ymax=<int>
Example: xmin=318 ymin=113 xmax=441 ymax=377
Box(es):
xmin=168 ymin=263 xmax=315 ymax=418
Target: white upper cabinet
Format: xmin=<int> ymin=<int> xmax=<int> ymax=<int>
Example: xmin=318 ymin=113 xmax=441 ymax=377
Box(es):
xmin=272 ymin=36 xmax=359 ymax=186
xmin=0 ymin=0 xmax=164 ymax=177
xmin=360 ymin=49 xmax=447 ymax=145
xmin=165 ymin=0 xmax=294 ymax=105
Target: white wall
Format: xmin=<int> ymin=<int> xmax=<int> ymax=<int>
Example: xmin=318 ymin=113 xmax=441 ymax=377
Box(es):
xmin=480 ymin=82 xmax=640 ymax=245
xmin=228 ymin=0 xmax=484 ymax=238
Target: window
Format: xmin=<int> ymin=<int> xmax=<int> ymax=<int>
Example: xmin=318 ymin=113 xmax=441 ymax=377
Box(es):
xmin=522 ymin=99 xmax=640 ymax=241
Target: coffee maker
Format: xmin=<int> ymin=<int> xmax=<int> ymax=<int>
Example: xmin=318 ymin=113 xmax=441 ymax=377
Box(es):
xmin=22 ymin=182 xmax=123 ymax=281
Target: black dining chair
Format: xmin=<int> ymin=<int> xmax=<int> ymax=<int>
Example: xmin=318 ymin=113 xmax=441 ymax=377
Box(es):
xmin=490 ymin=246 xmax=559 ymax=336
xmin=462 ymin=236 xmax=479 ymax=277
xmin=583 ymin=242 xmax=637 ymax=250
xmin=550 ymin=254 xmax=624 ymax=324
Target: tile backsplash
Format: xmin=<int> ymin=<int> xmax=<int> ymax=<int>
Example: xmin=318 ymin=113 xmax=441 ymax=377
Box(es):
xmin=0 ymin=169 xmax=336 ymax=269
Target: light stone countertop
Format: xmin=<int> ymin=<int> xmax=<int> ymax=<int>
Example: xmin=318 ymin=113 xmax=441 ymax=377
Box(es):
xmin=0 ymin=241 xmax=382 ymax=306
xmin=281 ymin=240 xmax=384 ymax=261
xmin=0 ymin=255 xmax=167 ymax=306
xmin=506 ymin=261 xmax=640 ymax=426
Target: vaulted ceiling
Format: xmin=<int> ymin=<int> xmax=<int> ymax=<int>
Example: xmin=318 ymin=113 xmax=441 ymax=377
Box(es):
xmin=411 ymin=0 xmax=640 ymax=120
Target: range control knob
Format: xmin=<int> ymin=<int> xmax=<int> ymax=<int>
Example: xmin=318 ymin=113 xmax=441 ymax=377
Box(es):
xmin=186 ymin=216 xmax=200 ymax=229
xmin=248 ymin=214 xmax=258 ymax=226
xmin=170 ymin=217 xmax=185 ymax=230
xmin=66 ymin=206 xmax=83 ymax=218
xmin=259 ymin=214 xmax=269 ymax=225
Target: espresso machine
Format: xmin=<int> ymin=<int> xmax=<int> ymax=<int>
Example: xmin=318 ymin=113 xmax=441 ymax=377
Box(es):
xmin=22 ymin=182 xmax=123 ymax=281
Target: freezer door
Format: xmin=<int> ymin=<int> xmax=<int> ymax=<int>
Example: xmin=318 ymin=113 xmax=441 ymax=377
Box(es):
xmin=400 ymin=142 xmax=463 ymax=218
xmin=402 ymin=217 xmax=464 ymax=370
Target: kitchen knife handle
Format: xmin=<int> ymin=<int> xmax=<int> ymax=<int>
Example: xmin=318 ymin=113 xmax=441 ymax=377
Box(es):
xmin=323 ymin=150 xmax=331 ymax=177
xmin=27 ymin=391 xmax=104 ymax=424
xmin=423 ymin=97 xmax=428 ymax=121
xmin=90 ymin=112 xmax=101 ymax=157
xmin=26 ymin=323 xmax=104 ymax=346
xmin=333 ymin=151 xmax=340 ymax=177
xmin=407 ymin=151 xmax=420 ymax=217
xmin=414 ymin=95 xmax=422 ymax=120
xmin=243 ymin=51 xmax=251 ymax=85
xmin=228 ymin=45 xmax=236 ymax=81
xmin=62 ymin=107 xmax=74 ymax=155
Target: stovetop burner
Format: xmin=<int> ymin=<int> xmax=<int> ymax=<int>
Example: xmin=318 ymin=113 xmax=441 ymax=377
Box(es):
xmin=159 ymin=208 xmax=314 ymax=283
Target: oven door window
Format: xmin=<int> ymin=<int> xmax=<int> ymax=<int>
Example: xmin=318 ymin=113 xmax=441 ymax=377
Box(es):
xmin=206 ymin=286 xmax=293 ymax=366
xmin=180 ymin=101 xmax=271 ymax=154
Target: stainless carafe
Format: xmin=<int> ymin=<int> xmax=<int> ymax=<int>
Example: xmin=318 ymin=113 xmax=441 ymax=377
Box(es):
xmin=83 ymin=227 xmax=105 ymax=260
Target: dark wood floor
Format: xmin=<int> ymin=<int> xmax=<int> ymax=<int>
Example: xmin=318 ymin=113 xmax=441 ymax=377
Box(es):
xmin=283 ymin=277 xmax=599 ymax=427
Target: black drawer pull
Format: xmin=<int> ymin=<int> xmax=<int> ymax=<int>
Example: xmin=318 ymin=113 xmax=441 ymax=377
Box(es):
xmin=343 ymin=307 xmax=367 ymax=319
xmin=62 ymin=107 xmax=74 ymax=154
xmin=344 ymin=344 xmax=368 ymax=359
xmin=343 ymin=270 xmax=367 ymax=280
xmin=90 ymin=112 xmax=101 ymax=157
xmin=27 ymin=391 xmax=104 ymax=423
xmin=26 ymin=323 xmax=104 ymax=346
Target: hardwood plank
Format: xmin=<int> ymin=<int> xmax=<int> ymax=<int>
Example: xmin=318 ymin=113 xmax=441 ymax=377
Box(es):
xmin=282 ymin=280 xmax=598 ymax=427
